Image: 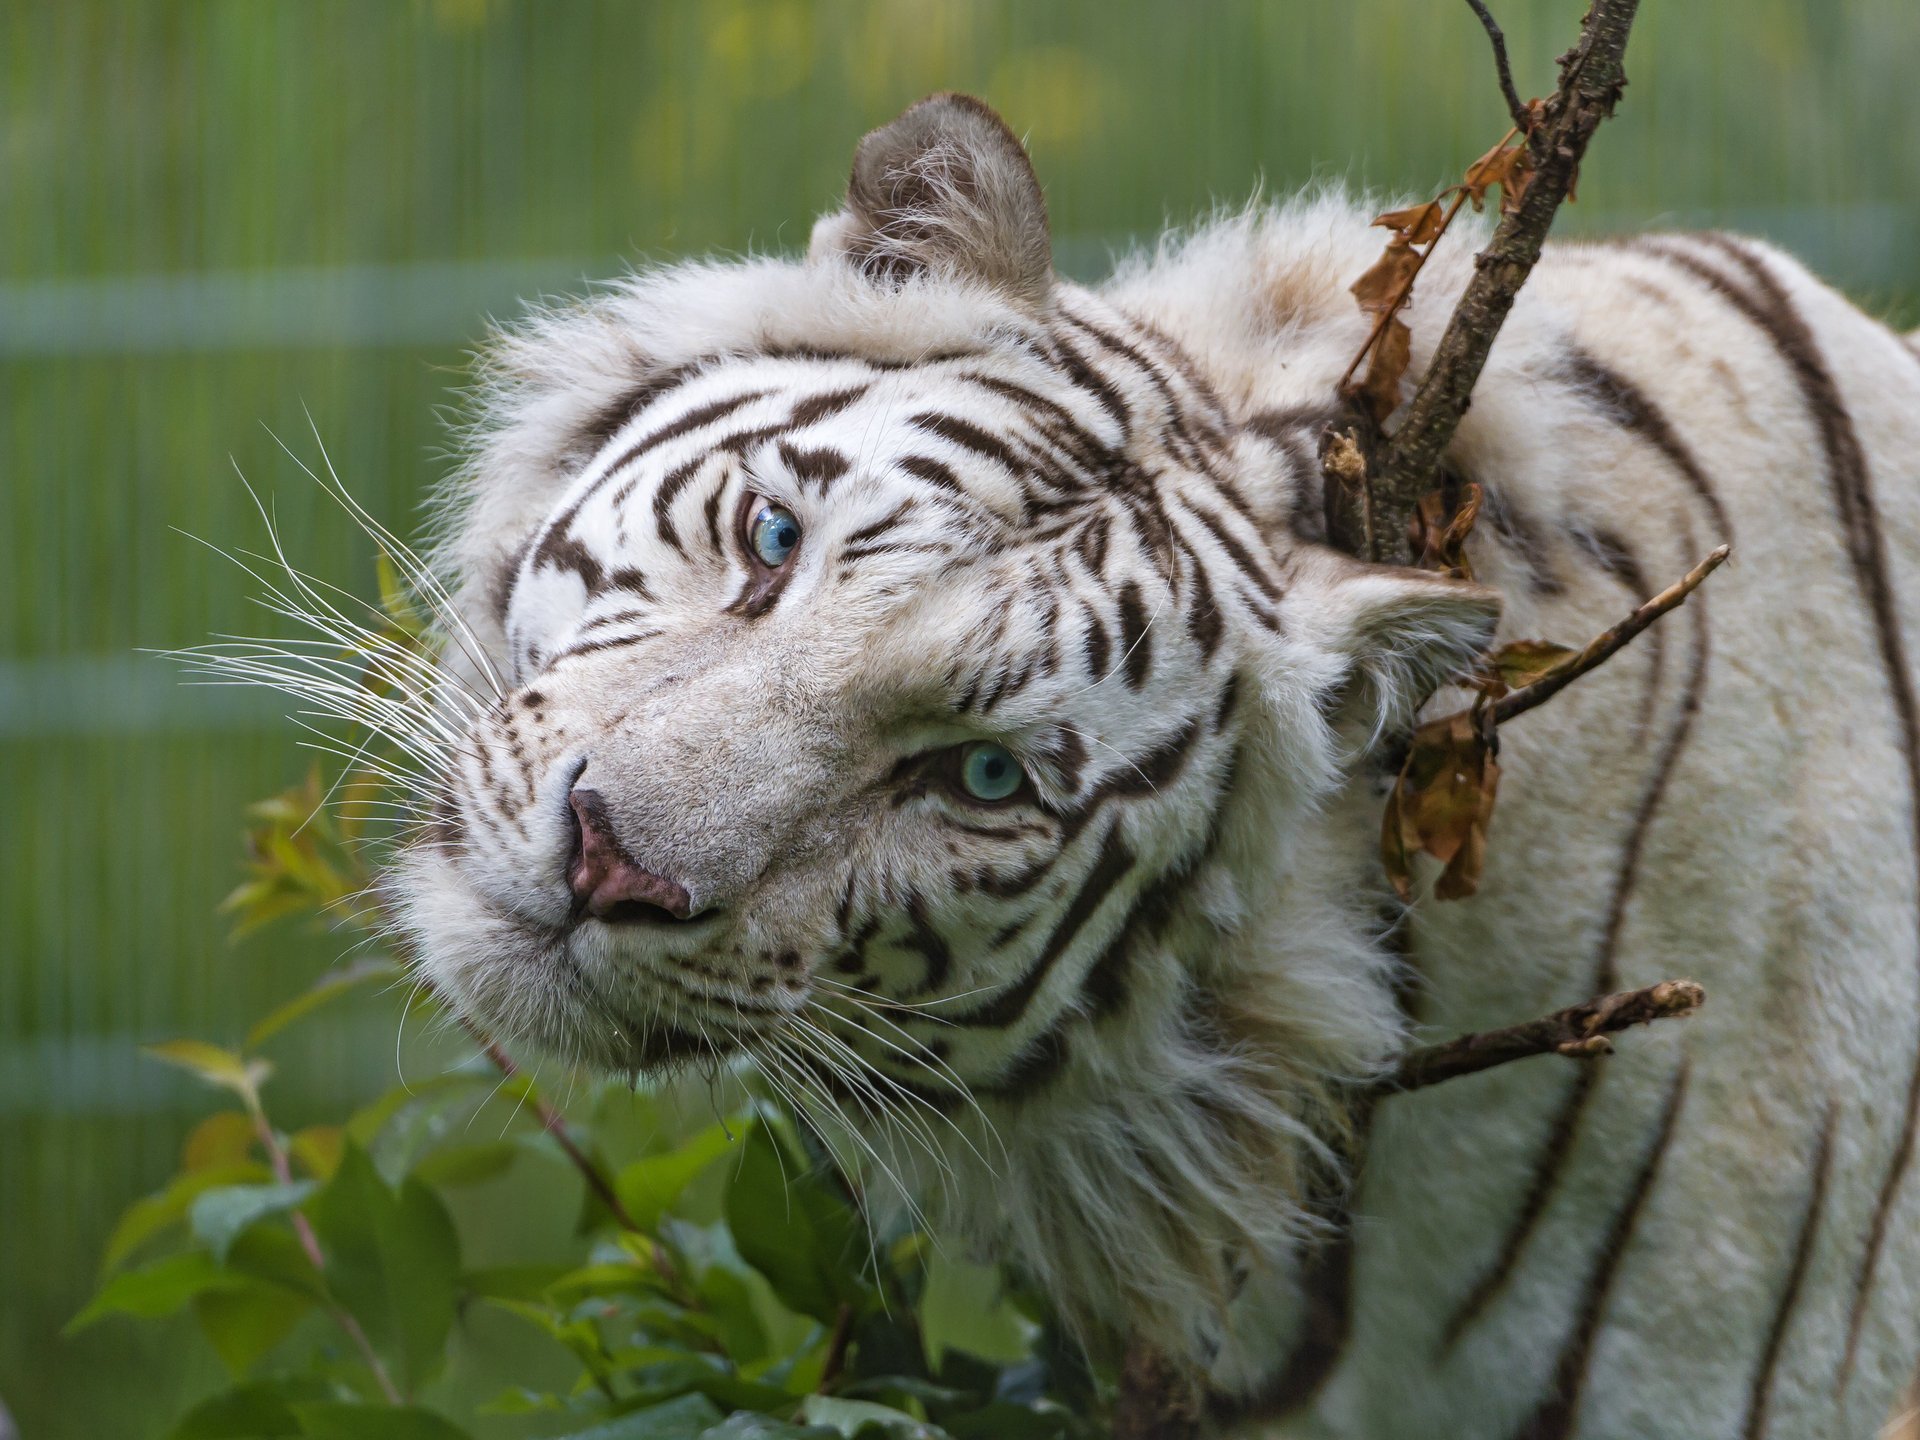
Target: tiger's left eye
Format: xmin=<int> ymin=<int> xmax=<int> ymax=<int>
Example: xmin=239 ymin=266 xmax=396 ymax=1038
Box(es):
xmin=747 ymin=501 xmax=801 ymax=568
xmin=958 ymin=742 xmax=1024 ymax=803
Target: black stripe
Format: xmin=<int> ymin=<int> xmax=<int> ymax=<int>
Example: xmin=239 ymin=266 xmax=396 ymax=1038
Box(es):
xmin=1511 ymin=1062 xmax=1691 ymax=1440
xmin=1443 ymin=534 xmax=1709 ymax=1350
xmin=947 ymin=827 xmax=1134 ymax=1030
xmin=909 ymin=411 xmax=1023 ymax=473
xmin=1050 ymin=332 xmax=1131 ymax=433
xmin=1742 ymin=1103 xmax=1839 ymax=1439
xmin=602 ymin=387 xmax=773 ymax=495
xmin=788 ymin=384 xmax=870 ymax=427
xmin=1648 ymin=235 xmax=1920 ymax=1385
xmin=897 ymin=454 xmax=962 ymax=493
xmin=1560 ymin=343 xmax=1733 ymax=540
xmin=779 ymin=441 xmax=851 ymax=490
xmin=651 ymin=455 xmax=708 ymax=554
xmin=1177 ymin=496 xmax=1284 ymax=602
xmin=1117 ymin=581 xmax=1153 ymax=689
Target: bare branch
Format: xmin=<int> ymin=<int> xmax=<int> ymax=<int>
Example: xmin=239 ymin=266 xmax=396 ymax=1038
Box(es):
xmin=1380 ymin=979 xmax=1705 ymax=1094
xmin=1490 ymin=545 xmax=1729 ymax=726
xmin=1329 ymin=0 xmax=1643 ymax=562
xmin=1466 ymin=0 xmax=1531 ymax=132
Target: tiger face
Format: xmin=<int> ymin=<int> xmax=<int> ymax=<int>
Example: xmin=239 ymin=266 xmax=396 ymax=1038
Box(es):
xmin=394 ymin=95 xmax=1497 ymax=1128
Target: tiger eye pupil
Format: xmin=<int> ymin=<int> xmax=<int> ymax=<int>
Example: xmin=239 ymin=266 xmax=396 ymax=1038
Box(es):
xmin=959 ymin=741 xmax=1023 ymax=802
xmin=748 ymin=502 xmax=801 ymax=567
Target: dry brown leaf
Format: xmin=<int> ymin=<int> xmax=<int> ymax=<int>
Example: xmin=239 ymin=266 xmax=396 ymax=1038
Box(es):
xmin=1408 ymin=482 xmax=1483 ymax=579
xmin=1499 ymin=149 xmax=1537 ymax=215
xmin=1463 ymin=139 xmax=1528 ymax=212
xmin=1351 ymin=314 xmax=1412 ymax=424
xmin=1381 ymin=709 xmax=1501 ymax=901
xmin=1372 ymin=200 xmax=1446 ymax=247
xmin=1349 ymin=234 xmax=1421 ymax=315
xmin=1491 ymin=639 xmax=1578 ymax=690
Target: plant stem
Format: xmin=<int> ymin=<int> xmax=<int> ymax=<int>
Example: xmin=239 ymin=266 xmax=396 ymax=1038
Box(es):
xmin=250 ymin=1106 xmax=405 ymax=1405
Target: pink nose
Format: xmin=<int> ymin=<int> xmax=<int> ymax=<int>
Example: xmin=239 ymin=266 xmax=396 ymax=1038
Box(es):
xmin=566 ymin=789 xmax=694 ymax=921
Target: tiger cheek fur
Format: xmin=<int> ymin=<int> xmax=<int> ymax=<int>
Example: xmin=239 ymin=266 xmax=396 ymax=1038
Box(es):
xmin=383 ymin=92 xmax=1920 ymax=1438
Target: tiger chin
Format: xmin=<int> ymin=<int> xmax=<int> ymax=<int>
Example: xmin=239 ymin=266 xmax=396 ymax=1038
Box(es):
xmin=381 ymin=95 xmax=1920 ymax=1437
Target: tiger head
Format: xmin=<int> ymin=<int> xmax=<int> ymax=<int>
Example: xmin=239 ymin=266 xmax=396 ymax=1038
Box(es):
xmin=389 ymin=94 xmax=1497 ymax=1354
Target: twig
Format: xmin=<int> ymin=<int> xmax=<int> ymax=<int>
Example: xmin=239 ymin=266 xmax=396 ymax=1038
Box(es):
xmin=1379 ymin=978 xmax=1705 ymax=1094
xmin=458 ymin=1023 xmax=636 ymax=1229
xmin=1336 ymin=188 xmax=1475 ymax=395
xmin=1332 ymin=0 xmax=1643 ymax=562
xmin=818 ymin=1303 xmax=855 ymax=1392
xmin=250 ymin=1107 xmax=405 ymax=1405
xmin=1466 ymin=0 xmax=1531 ymax=132
xmin=1490 ymin=545 xmax=1729 ymax=726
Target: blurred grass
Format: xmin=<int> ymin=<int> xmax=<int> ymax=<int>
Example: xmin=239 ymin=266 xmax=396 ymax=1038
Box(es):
xmin=2 ymin=1 xmax=1916 ymax=1435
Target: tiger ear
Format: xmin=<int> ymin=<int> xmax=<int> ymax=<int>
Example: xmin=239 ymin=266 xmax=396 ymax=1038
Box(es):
xmin=810 ymin=92 xmax=1053 ymax=313
xmin=1282 ymin=551 xmax=1503 ymax=739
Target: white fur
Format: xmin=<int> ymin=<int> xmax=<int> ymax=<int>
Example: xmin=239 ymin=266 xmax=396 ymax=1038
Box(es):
xmin=329 ymin=101 xmax=1920 ymax=1438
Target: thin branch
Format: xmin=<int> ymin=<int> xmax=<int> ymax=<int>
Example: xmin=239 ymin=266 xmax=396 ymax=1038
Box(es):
xmin=1336 ymin=188 xmax=1475 ymax=394
xmin=1379 ymin=978 xmax=1705 ymax=1094
xmin=251 ymin=1106 xmax=405 ymax=1405
xmin=1331 ymin=0 xmax=1643 ymax=562
xmin=1466 ymin=0 xmax=1531 ymax=132
xmin=454 ymin=1020 xmax=689 ymax=1291
xmin=818 ymin=1303 xmax=856 ymax=1392
xmin=1490 ymin=545 xmax=1729 ymax=727
xmin=458 ymin=1022 xmax=637 ymax=1231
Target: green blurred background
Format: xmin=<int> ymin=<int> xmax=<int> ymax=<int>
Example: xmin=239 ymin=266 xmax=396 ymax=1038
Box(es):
xmin=2 ymin=1 xmax=1915 ymax=1434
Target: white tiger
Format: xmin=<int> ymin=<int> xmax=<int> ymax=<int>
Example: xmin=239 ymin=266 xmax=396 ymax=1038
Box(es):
xmin=351 ymin=95 xmax=1920 ymax=1435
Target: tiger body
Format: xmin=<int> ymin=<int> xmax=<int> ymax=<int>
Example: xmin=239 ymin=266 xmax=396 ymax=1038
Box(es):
xmin=371 ymin=97 xmax=1920 ymax=1436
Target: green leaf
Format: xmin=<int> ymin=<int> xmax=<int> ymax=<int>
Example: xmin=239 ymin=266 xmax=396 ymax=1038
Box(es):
xmin=289 ymin=1403 xmax=472 ymax=1440
xmin=68 ymin=1251 xmax=253 ymax=1333
xmin=483 ymin=1298 xmax=611 ymax=1381
xmin=345 ymin=1066 xmax=498 ymax=1149
xmin=304 ymin=1140 xmax=460 ymax=1394
xmin=696 ymin=1262 xmax=769 ymax=1366
xmin=183 ymin=1111 xmax=263 ymax=1171
xmin=917 ymin=1254 xmax=1034 ymax=1369
xmin=795 ymin=1397 xmax=945 ymax=1439
xmin=164 ymin=1379 xmax=326 ymax=1439
xmin=247 ymin=958 xmax=404 ymax=1049
xmin=723 ymin=1123 xmax=867 ymax=1325
xmin=616 ymin=1122 xmax=737 ymax=1232
xmin=549 ymin=1393 xmax=724 ymax=1440
xmin=697 ymin=1417 xmax=840 ymax=1439
xmin=144 ymin=1040 xmax=273 ymax=1110
xmin=411 ymin=1140 xmax=520 ymax=1188
xmin=225 ymin=1224 xmax=325 ymax=1297
xmin=100 ymin=1161 xmax=273 ymax=1275
xmin=190 ymin=1181 xmax=316 ymax=1262
xmin=459 ymin=1264 xmax=571 ymax=1301
xmin=193 ymin=1279 xmax=315 ymax=1377
xmin=289 ymin=1125 xmax=345 ymax=1182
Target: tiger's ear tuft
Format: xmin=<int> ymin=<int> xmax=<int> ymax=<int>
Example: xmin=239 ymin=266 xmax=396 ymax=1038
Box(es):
xmin=1285 ymin=553 xmax=1503 ymax=740
xmin=810 ymin=93 xmax=1053 ymax=313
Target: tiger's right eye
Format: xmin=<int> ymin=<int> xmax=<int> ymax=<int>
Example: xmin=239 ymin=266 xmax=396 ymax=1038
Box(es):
xmin=746 ymin=500 xmax=801 ymax=568
xmin=958 ymin=742 xmax=1025 ymax=803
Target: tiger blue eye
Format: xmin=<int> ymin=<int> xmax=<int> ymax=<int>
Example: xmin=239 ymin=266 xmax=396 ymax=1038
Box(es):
xmin=749 ymin=503 xmax=801 ymax=567
xmin=959 ymin=742 xmax=1024 ymax=802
